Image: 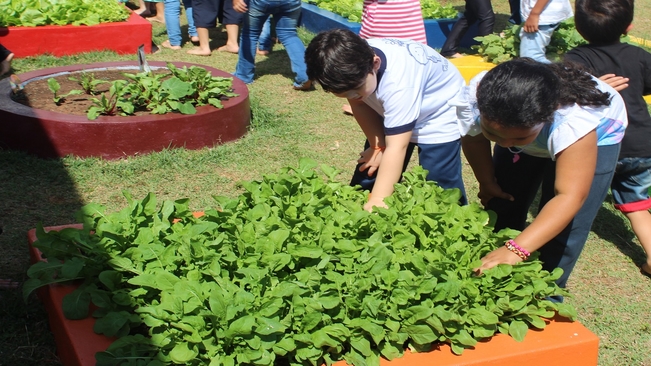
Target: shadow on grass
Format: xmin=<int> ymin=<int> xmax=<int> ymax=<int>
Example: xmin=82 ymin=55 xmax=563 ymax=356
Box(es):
xmin=0 ymin=151 xmax=86 ymax=365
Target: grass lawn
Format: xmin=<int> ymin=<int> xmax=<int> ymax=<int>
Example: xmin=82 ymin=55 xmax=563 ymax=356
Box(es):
xmin=1 ymin=1 xmax=650 ymax=365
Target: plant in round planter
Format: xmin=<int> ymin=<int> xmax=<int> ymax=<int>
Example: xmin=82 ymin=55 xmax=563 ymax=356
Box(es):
xmin=0 ymin=61 xmax=250 ymax=159
xmin=24 ymin=160 xmax=577 ymax=366
xmin=40 ymin=62 xmax=239 ymax=120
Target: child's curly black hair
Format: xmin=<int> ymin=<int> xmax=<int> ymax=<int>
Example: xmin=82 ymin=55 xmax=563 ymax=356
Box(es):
xmin=477 ymin=58 xmax=611 ymax=129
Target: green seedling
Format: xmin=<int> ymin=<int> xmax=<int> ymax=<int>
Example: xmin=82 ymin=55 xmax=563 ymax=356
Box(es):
xmin=87 ymin=80 xmax=127 ymax=120
xmin=47 ymin=78 xmax=83 ymax=105
xmin=69 ymin=71 xmax=107 ymax=95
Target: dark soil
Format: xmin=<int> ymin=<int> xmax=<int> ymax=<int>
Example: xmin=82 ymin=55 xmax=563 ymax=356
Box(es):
xmin=13 ymin=69 xmax=170 ymax=117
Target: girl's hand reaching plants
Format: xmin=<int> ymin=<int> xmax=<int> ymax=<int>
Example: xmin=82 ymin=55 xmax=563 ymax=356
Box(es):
xmin=364 ymin=194 xmax=388 ymax=212
xmin=475 ymin=245 xmax=524 ymax=274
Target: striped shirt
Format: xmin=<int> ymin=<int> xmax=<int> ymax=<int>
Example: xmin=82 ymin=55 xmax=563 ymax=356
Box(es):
xmin=359 ymin=0 xmax=428 ymax=44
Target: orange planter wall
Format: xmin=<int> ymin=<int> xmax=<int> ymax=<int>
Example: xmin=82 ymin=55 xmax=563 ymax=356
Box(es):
xmin=0 ymin=11 xmax=152 ymax=57
xmin=28 ymin=224 xmax=599 ymax=366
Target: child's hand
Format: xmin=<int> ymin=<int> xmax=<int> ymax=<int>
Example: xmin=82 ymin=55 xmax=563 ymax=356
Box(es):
xmin=474 ymin=246 xmax=523 ymax=274
xmin=233 ymin=0 xmax=247 ymax=13
xmin=599 ymin=74 xmax=629 ymax=92
xmin=364 ymin=195 xmax=387 ymax=212
xmin=357 ymin=147 xmax=383 ymax=177
xmin=523 ymin=14 xmax=540 ymax=33
xmin=478 ymin=180 xmax=513 ymax=207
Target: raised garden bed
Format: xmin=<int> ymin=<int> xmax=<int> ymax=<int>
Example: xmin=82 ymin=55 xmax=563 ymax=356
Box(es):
xmin=298 ymin=3 xmax=478 ymax=50
xmin=27 ymin=220 xmax=599 ymax=365
xmin=0 ymin=61 xmax=250 ymax=159
xmin=0 ymin=11 xmax=152 ymax=57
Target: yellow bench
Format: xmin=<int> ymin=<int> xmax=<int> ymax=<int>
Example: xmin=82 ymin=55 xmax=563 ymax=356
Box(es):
xmin=449 ymin=55 xmax=651 ymax=105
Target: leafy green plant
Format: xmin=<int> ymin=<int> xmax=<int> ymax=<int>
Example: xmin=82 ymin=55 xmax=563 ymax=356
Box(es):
xmin=0 ymin=0 xmax=130 ymax=27
xmin=47 ymin=63 xmax=238 ymax=119
xmin=68 ymin=71 xmax=107 ymax=95
xmin=305 ymin=0 xmax=457 ymax=22
xmin=87 ymin=80 xmax=128 ymax=120
xmin=473 ymin=18 xmax=588 ymax=64
xmin=47 ymin=78 xmax=83 ymax=105
xmin=24 ymin=160 xmax=575 ymax=366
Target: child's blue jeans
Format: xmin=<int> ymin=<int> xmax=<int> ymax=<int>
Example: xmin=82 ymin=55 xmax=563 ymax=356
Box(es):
xmin=164 ymin=0 xmax=198 ymax=47
xmin=519 ymin=23 xmax=558 ymax=63
xmin=611 ymin=156 xmax=651 ymax=213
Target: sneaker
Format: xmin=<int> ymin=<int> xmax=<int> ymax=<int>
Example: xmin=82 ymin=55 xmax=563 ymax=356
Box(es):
xmin=293 ymin=80 xmax=312 ymax=91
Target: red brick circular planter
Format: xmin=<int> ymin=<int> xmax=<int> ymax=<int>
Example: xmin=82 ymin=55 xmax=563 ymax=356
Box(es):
xmin=0 ymin=61 xmax=250 ymax=159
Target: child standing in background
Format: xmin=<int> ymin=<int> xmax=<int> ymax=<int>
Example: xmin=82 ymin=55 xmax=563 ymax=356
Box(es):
xmin=161 ymin=0 xmax=199 ymax=50
xmin=440 ymin=0 xmax=495 ymax=58
xmin=454 ymin=59 xmax=627 ymax=291
xmin=520 ymin=0 xmax=573 ymax=63
xmin=565 ymin=0 xmax=651 ymax=278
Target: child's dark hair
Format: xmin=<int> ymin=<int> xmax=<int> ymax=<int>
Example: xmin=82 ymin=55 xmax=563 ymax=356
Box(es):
xmin=574 ymin=0 xmax=634 ymax=45
xmin=305 ymin=29 xmax=375 ymax=94
xmin=477 ymin=58 xmax=611 ymax=129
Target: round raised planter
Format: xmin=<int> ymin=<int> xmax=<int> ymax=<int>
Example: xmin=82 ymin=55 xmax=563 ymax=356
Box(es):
xmin=0 ymin=61 xmax=250 ymax=159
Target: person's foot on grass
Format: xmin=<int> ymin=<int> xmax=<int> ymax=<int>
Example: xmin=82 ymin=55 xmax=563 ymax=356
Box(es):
xmin=342 ymin=104 xmax=353 ymax=116
xmin=160 ymin=40 xmax=182 ymax=50
xmin=293 ymin=80 xmax=313 ymax=91
xmin=256 ymin=48 xmax=270 ymax=56
xmin=1 ymin=52 xmax=14 ymax=76
xmin=147 ymin=16 xmax=165 ymax=24
xmin=187 ymin=47 xmax=212 ymax=56
xmin=217 ymin=44 xmax=239 ymax=54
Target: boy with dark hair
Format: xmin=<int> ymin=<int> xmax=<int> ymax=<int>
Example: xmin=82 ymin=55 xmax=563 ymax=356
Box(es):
xmin=565 ymin=0 xmax=651 ymax=278
xmin=305 ymin=29 xmax=467 ymax=211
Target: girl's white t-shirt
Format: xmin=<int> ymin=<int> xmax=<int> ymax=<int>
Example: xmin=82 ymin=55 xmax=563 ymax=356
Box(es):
xmin=363 ymin=38 xmax=466 ymax=144
xmin=452 ymin=71 xmax=628 ymax=160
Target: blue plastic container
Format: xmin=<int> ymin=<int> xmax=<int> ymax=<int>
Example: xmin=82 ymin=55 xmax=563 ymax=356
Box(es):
xmin=299 ymin=3 xmax=478 ymax=50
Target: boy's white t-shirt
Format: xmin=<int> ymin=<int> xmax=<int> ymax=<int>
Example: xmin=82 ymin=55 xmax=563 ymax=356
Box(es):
xmin=363 ymin=38 xmax=465 ymax=145
xmin=453 ymin=71 xmax=628 ymax=160
xmin=521 ymin=0 xmax=573 ymax=25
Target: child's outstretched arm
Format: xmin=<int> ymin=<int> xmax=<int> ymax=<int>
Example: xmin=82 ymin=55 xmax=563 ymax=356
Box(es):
xmin=461 ymin=134 xmax=514 ymax=206
xmin=476 ymin=131 xmax=598 ymax=272
xmin=365 ymin=131 xmax=412 ymax=211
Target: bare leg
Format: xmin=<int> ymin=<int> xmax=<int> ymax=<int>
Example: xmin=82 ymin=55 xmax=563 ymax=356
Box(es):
xmin=187 ymin=27 xmax=212 ymax=55
xmin=147 ymin=2 xmax=166 ymax=23
xmin=626 ymin=210 xmax=651 ymax=275
xmin=135 ymin=0 xmax=151 ymax=16
xmin=217 ymin=24 xmax=240 ymax=53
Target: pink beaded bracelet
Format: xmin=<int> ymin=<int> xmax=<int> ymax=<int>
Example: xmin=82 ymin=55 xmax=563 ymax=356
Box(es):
xmin=505 ymin=239 xmax=530 ymax=260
